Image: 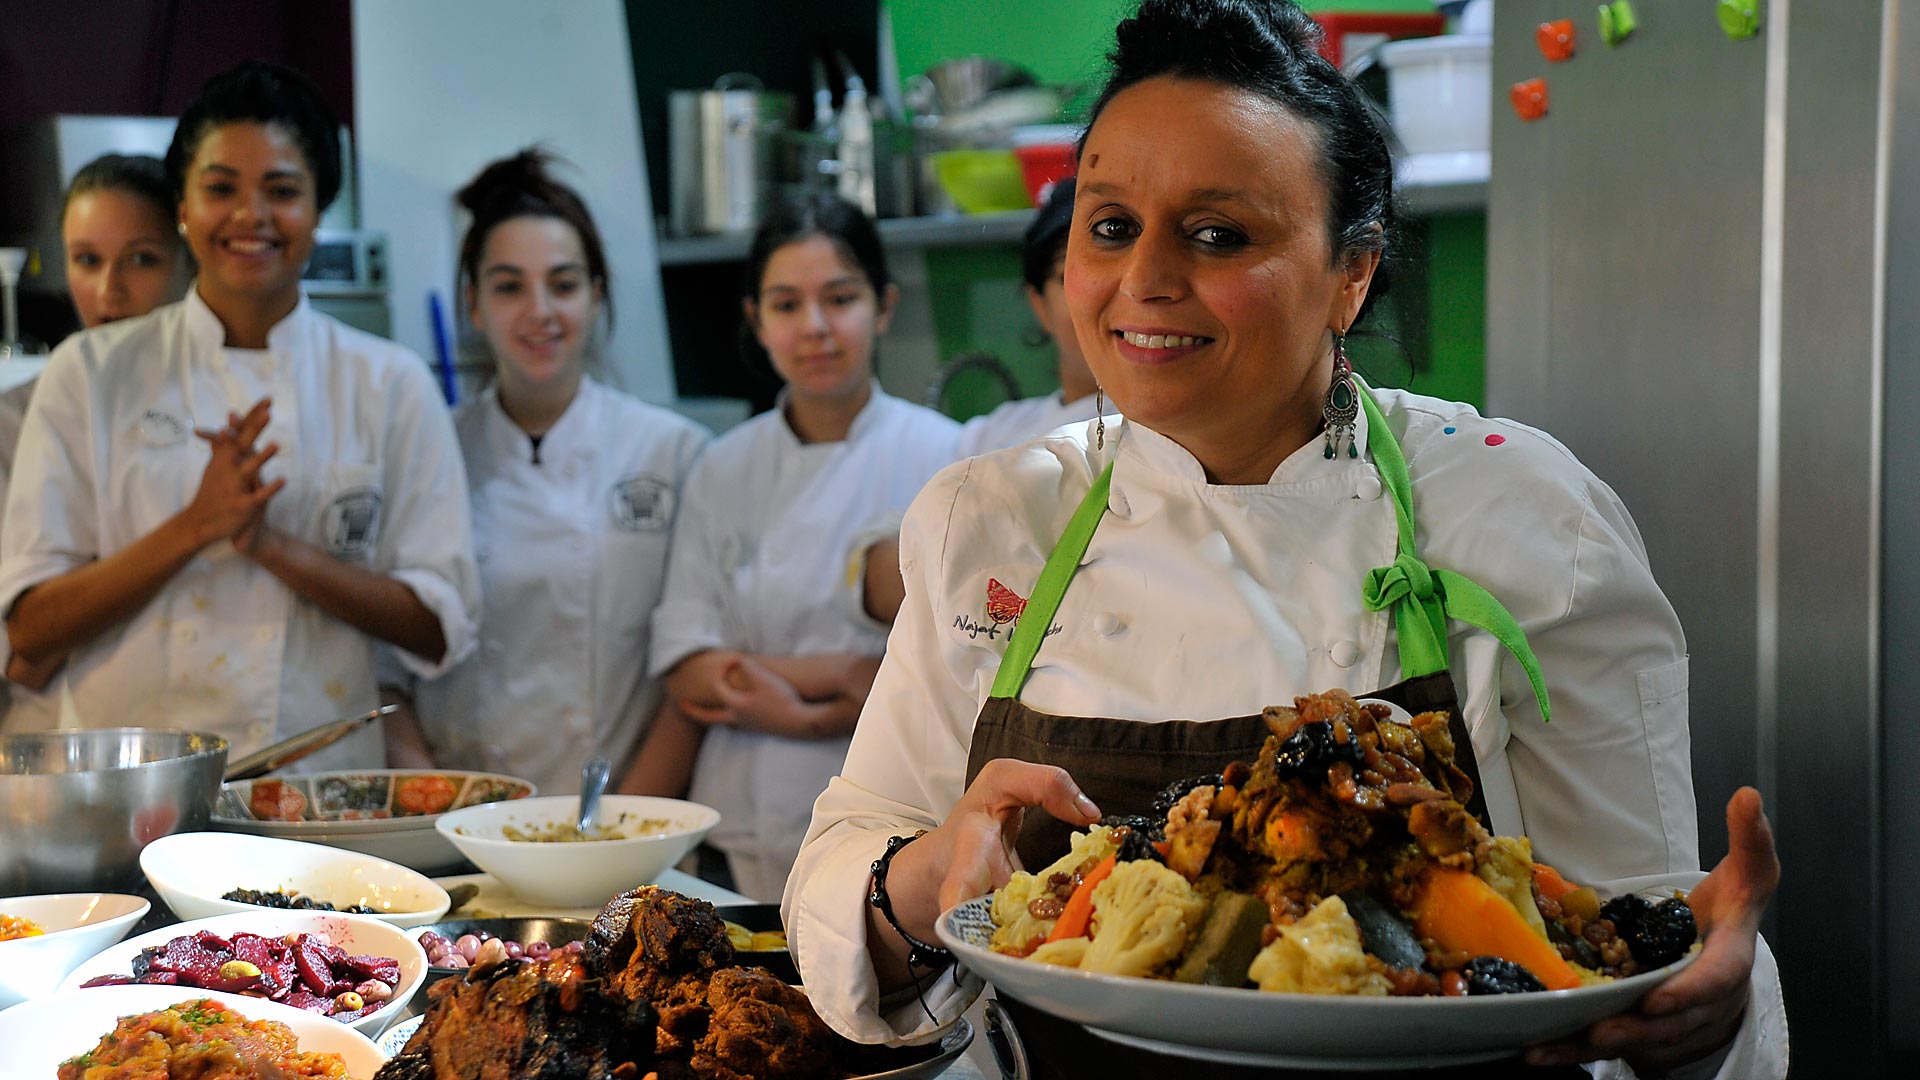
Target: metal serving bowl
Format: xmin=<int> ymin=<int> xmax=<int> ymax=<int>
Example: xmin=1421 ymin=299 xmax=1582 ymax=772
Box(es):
xmin=0 ymin=729 xmax=228 ymax=894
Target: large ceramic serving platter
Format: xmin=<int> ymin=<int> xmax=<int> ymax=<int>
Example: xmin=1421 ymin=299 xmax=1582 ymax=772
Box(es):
xmin=5 ymin=984 xmax=386 ymax=1079
xmin=936 ymin=894 xmax=1694 ymax=1069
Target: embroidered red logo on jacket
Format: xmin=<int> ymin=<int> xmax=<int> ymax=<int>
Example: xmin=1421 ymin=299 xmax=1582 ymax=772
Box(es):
xmin=984 ymin=578 xmax=1029 ymax=624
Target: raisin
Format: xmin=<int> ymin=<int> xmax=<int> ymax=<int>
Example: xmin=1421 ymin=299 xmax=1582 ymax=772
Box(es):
xmin=1461 ymin=956 xmax=1547 ymax=995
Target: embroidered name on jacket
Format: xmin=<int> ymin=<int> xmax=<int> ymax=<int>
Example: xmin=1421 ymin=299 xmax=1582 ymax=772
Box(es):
xmin=952 ymin=578 xmax=1061 ymax=641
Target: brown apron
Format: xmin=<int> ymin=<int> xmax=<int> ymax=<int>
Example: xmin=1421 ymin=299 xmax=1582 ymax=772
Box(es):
xmin=956 ymin=406 xmax=1575 ymax=1078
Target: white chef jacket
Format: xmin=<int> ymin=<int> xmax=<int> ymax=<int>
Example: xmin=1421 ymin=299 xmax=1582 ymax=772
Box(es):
xmin=0 ymin=291 xmax=480 ymax=770
xmin=952 ymin=390 xmax=1101 ymax=460
xmin=406 ymin=378 xmax=708 ymax=794
xmin=0 ymin=376 xmax=35 ymax=707
xmin=649 ymin=384 xmax=960 ymax=902
xmin=785 ymin=388 xmax=1787 ymax=1078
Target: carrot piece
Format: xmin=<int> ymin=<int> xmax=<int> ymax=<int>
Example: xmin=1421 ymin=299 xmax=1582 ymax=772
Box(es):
xmin=1411 ymin=867 xmax=1581 ymax=991
xmin=1047 ymin=854 xmax=1118 ymax=943
xmin=1531 ymin=861 xmax=1579 ymax=903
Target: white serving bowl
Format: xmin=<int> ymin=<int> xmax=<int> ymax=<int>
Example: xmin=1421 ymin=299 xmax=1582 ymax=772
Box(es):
xmin=436 ymin=795 xmax=719 ymax=909
xmin=0 ymin=892 xmax=150 ymax=1008
xmin=58 ymin=909 xmax=426 ymax=1037
xmin=141 ymin=832 xmax=450 ymax=929
xmin=2 ymin=984 xmax=385 ymax=1078
xmin=213 ymin=769 xmax=536 ymax=874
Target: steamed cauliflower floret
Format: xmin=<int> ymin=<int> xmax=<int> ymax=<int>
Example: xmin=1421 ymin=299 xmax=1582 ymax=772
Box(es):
xmin=1029 ymin=937 xmax=1090 ymax=967
xmin=1247 ymin=895 xmax=1393 ymax=996
xmin=1476 ymin=835 xmax=1548 ymax=938
xmin=1079 ymin=859 xmax=1208 ymax=978
xmin=989 ymin=827 xmax=1120 ymax=953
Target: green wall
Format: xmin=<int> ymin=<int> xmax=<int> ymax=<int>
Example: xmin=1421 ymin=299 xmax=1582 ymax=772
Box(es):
xmin=889 ymin=0 xmax=1485 ymax=416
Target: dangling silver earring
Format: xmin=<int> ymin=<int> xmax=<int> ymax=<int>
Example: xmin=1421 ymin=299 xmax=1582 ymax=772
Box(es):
xmin=1095 ymin=385 xmax=1106 ymax=451
xmin=1322 ymin=331 xmax=1358 ymax=459
xmin=177 ymin=222 xmax=188 ymax=237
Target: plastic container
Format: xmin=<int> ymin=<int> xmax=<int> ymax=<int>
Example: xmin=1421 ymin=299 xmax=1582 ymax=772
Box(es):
xmin=1012 ymin=143 xmax=1076 ymax=206
xmin=930 ymin=149 xmax=1033 ymax=214
xmin=1377 ymin=34 xmax=1492 ymax=157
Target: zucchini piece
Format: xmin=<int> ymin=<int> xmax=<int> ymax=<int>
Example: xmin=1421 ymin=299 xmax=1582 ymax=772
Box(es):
xmin=1339 ymin=890 xmax=1427 ymax=971
xmin=1172 ymin=891 xmax=1269 ymax=986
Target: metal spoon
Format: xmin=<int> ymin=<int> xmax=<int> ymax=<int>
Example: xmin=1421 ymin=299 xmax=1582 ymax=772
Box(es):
xmin=576 ymin=755 xmax=612 ymax=835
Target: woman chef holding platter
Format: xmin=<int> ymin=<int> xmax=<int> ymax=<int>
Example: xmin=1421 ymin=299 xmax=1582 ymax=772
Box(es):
xmin=0 ymin=61 xmax=478 ymax=770
xmin=786 ymin=2 xmax=1786 ymax=1078
xmin=382 ymin=149 xmax=709 ymax=791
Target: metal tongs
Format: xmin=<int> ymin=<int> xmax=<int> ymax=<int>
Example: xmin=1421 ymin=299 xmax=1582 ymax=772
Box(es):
xmin=221 ymin=704 xmax=399 ymax=781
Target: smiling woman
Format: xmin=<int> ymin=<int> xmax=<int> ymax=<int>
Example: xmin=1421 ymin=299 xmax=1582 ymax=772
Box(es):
xmin=785 ymin=3 xmax=1786 ymax=1079
xmin=376 ymin=149 xmax=710 ymax=794
xmin=0 ymin=61 xmax=480 ymax=774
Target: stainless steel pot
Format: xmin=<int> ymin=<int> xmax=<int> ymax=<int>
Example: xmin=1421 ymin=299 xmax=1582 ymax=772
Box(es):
xmin=668 ymin=75 xmax=795 ymax=236
xmin=1 ymin=728 xmax=227 ymax=894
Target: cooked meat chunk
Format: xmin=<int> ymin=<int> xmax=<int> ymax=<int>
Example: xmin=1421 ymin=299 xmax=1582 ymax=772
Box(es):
xmin=375 ymin=951 xmax=656 ymax=1080
xmin=688 ymin=967 xmax=839 ymax=1080
xmin=589 ymin=885 xmax=735 ymax=991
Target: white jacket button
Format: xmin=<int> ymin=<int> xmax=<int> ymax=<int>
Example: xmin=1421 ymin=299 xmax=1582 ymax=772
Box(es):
xmin=1355 ymin=473 xmax=1383 ymax=501
xmin=1331 ymin=640 xmax=1361 ymax=668
xmin=1093 ymin=611 xmax=1124 ymax=637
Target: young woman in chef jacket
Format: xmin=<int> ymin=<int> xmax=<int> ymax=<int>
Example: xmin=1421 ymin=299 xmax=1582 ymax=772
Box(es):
xmin=787 ymin=3 xmax=1786 ymax=1077
xmin=0 ymin=61 xmax=480 ymax=770
xmin=952 ymin=177 xmax=1100 ymax=459
xmin=621 ymin=194 xmax=960 ymax=901
xmin=1 ymin=154 xmax=190 ymax=693
xmin=861 ymin=178 xmax=1103 ymax=623
xmin=381 ymin=149 xmax=709 ymax=793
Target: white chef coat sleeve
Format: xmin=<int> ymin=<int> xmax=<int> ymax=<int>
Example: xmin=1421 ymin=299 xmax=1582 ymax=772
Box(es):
xmin=647 ymin=448 xmax=739 ymax=678
xmin=377 ymin=364 xmax=480 ymax=679
xmin=1463 ymin=456 xmax=1784 ymax=1078
xmin=784 ymin=458 xmax=987 ymax=1045
xmin=0 ymin=350 xmax=98 ymax=627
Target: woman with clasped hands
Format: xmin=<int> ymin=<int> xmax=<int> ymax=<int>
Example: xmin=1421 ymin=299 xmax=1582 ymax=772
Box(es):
xmin=784 ymin=2 xmax=1785 ymax=1077
xmin=0 ymin=61 xmax=477 ymax=769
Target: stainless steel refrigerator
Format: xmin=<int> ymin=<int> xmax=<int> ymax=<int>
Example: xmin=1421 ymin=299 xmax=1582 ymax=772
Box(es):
xmin=1487 ymin=1 xmax=1910 ymax=1072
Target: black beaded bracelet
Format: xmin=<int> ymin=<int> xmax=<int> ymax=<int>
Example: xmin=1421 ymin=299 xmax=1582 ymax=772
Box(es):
xmin=868 ymin=831 xmax=954 ymax=969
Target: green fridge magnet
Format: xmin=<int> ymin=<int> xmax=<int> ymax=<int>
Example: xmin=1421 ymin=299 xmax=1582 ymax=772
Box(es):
xmin=1717 ymin=0 xmax=1760 ymax=40
xmin=1599 ymin=1 xmax=1638 ymax=46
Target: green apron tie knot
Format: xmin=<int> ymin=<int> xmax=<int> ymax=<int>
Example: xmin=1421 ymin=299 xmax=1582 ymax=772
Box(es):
xmin=1357 ymin=383 xmax=1553 ymax=724
xmin=1363 ymin=552 xmax=1437 ymax=608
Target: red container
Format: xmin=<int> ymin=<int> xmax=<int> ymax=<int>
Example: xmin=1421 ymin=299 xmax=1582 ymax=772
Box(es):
xmin=1012 ymin=143 xmax=1077 ymax=206
xmin=1310 ymin=12 xmax=1448 ymax=68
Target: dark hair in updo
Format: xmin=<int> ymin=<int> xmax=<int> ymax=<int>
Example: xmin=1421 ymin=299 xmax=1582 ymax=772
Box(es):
xmin=738 ymin=193 xmax=891 ymax=380
xmin=167 ymin=60 xmax=343 ymax=212
xmin=63 ymin=154 xmax=174 ymax=227
xmin=1083 ymin=0 xmax=1397 ymax=321
xmin=1022 ymin=176 xmax=1076 ymax=293
xmin=456 ymin=148 xmax=614 ymax=329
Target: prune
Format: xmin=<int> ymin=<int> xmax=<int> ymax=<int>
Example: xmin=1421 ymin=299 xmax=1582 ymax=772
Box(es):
xmin=1461 ymin=956 xmax=1547 ymax=995
xmin=1150 ymin=775 xmax=1222 ymax=821
xmin=1100 ymin=814 xmax=1163 ymax=842
xmin=1598 ymin=893 xmax=1652 ymax=931
xmin=1618 ymin=897 xmax=1696 ymax=970
xmin=1271 ymin=720 xmax=1364 ymax=779
xmin=1114 ymin=826 xmax=1163 ymax=864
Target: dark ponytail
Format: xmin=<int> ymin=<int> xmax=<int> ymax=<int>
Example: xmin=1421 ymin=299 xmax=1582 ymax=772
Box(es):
xmin=456 ymin=147 xmax=614 ymax=329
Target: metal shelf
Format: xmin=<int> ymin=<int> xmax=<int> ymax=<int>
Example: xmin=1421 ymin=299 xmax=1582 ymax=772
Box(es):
xmin=657 ymin=209 xmax=1036 ymax=266
xmin=654 ymin=169 xmax=1485 ymax=267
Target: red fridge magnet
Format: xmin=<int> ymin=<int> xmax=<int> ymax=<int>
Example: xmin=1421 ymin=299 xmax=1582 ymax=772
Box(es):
xmin=1537 ymin=19 xmax=1577 ymax=62
xmin=1510 ymin=78 xmax=1550 ymax=122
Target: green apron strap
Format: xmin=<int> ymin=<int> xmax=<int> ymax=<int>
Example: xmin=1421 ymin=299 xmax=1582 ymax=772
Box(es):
xmin=1356 ymin=383 xmax=1553 ymax=723
xmin=990 ymin=462 xmax=1115 ymax=699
